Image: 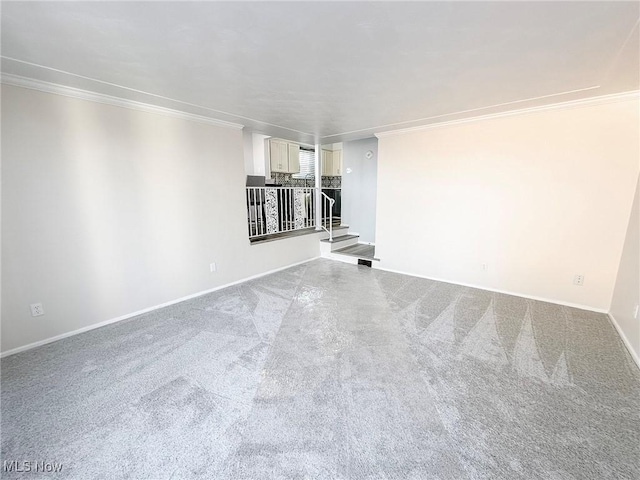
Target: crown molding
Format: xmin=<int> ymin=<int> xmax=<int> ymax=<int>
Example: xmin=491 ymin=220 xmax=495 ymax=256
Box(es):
xmin=1 ymin=73 xmax=244 ymax=130
xmin=375 ymin=90 xmax=640 ymax=138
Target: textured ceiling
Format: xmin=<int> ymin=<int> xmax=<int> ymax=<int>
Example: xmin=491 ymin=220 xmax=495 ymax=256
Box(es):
xmin=2 ymin=2 xmax=638 ymax=143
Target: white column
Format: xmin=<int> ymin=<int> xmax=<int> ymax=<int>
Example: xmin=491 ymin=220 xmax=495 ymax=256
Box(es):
xmin=315 ymin=144 xmax=322 ymax=230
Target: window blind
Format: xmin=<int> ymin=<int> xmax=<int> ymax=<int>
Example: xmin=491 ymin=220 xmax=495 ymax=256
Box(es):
xmin=293 ymin=148 xmax=316 ymax=179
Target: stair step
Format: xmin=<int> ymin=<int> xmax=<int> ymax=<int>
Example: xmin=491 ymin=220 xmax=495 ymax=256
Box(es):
xmin=332 ymin=226 xmax=349 ymax=235
xmin=333 ymin=242 xmax=379 ymax=261
xmin=323 ymin=252 xmax=360 ymax=265
xmin=319 ymin=232 xmax=360 ymax=255
xmin=320 ymin=234 xmax=359 ymax=244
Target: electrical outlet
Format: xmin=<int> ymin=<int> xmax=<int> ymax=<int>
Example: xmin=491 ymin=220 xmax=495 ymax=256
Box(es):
xmin=30 ymin=303 xmax=44 ymax=317
xmin=573 ymin=274 xmax=585 ymax=286
xmin=481 ymin=263 xmax=488 ymax=272
xmin=210 ymin=262 xmax=217 ymax=273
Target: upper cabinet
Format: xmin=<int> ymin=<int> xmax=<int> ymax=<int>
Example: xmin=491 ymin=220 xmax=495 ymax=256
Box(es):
xmin=332 ymin=149 xmax=342 ymax=176
xmin=322 ymin=149 xmax=342 ymax=176
xmin=288 ymin=143 xmax=300 ymax=173
xmin=269 ymin=138 xmax=300 ymax=174
xmin=321 ymin=149 xmax=333 ymax=176
xmin=269 ymin=139 xmax=287 ymax=173
xmin=269 ymin=139 xmax=341 ymax=176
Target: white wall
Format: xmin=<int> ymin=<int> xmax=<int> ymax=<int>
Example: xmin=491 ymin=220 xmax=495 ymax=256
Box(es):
xmin=342 ymin=138 xmax=378 ymax=244
xmin=252 ymin=133 xmax=269 ymax=177
xmin=242 ymin=129 xmax=254 ymax=175
xmin=1 ymin=85 xmax=320 ymax=354
xmin=610 ymin=175 xmax=640 ymax=361
xmin=375 ymin=95 xmax=640 ymax=311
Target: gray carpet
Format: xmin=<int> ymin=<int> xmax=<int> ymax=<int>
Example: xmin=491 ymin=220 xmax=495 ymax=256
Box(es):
xmin=2 ymin=259 xmax=639 ymax=479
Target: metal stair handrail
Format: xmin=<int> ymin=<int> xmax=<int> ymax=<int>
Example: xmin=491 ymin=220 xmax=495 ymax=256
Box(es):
xmin=320 ymin=192 xmax=335 ymax=241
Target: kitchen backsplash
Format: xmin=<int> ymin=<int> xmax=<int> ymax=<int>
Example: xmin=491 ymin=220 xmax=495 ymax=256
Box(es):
xmin=272 ymin=173 xmax=341 ymax=188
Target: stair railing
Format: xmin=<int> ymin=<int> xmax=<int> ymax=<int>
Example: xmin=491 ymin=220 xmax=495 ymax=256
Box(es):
xmin=320 ymin=192 xmax=335 ymax=241
xmin=246 ymin=186 xmax=317 ymax=239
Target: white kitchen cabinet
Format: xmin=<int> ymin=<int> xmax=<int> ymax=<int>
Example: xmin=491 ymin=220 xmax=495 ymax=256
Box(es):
xmin=332 ymin=149 xmax=342 ymax=176
xmin=269 ymin=139 xmax=288 ymax=173
xmin=288 ymin=143 xmax=300 ymax=173
xmin=321 ymin=149 xmax=342 ymax=176
xmin=270 ymin=138 xmax=301 ymax=174
xmin=321 ymin=149 xmax=333 ymax=176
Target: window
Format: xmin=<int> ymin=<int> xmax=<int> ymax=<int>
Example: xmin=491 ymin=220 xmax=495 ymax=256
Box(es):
xmin=293 ymin=148 xmax=316 ymax=179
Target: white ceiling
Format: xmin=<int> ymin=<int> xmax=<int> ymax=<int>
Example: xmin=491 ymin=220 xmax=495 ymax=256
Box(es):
xmin=2 ymin=1 xmax=638 ymax=144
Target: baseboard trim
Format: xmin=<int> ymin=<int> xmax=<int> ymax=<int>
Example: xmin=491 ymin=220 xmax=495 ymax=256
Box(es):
xmin=607 ymin=313 xmax=640 ymax=370
xmin=1 ymin=256 xmax=320 ymax=358
xmin=371 ymin=265 xmax=608 ymax=314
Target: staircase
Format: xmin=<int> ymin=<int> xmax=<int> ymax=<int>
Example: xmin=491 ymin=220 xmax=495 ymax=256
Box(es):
xmin=319 ymin=225 xmax=378 ymax=265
